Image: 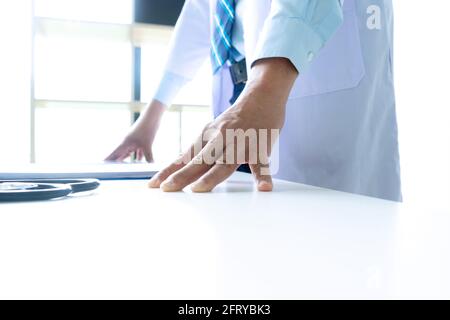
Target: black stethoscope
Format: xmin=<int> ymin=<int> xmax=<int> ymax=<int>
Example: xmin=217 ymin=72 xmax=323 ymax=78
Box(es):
xmin=0 ymin=179 xmax=100 ymax=202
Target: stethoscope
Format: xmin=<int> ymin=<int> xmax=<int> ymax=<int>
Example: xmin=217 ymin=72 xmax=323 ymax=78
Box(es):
xmin=0 ymin=179 xmax=100 ymax=202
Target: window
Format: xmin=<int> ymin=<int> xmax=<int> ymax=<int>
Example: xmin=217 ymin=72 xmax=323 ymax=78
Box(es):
xmin=34 ymin=35 xmax=133 ymax=102
xmin=30 ymin=0 xmax=211 ymax=164
xmin=35 ymin=0 xmax=133 ymax=24
xmin=0 ymin=2 xmax=33 ymax=164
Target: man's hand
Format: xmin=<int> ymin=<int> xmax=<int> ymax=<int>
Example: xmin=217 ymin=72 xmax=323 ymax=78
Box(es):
xmin=148 ymin=58 xmax=298 ymax=192
xmin=106 ymin=99 xmax=165 ymax=162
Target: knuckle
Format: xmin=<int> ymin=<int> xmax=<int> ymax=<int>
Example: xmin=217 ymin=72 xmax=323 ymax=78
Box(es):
xmin=203 ymin=121 xmax=214 ymax=132
xmin=160 ymin=167 xmax=175 ymax=178
xmin=217 ymin=120 xmax=232 ymax=132
xmin=217 ymin=122 xmax=227 ymax=132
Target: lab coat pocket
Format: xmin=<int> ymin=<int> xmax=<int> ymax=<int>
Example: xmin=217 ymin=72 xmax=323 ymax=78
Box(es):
xmin=289 ymin=3 xmax=365 ymax=99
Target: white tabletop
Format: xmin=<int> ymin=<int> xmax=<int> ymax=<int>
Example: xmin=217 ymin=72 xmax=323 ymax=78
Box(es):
xmin=0 ymin=173 xmax=449 ymax=299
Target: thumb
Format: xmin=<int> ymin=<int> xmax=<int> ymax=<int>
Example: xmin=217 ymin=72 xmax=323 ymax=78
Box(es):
xmin=249 ymin=163 xmax=273 ymax=192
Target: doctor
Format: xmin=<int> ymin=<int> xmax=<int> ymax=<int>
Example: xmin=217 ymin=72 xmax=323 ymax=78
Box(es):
xmin=107 ymin=0 xmax=402 ymax=201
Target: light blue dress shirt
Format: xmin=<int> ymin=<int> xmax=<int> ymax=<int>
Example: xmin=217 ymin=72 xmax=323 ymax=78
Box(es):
xmin=251 ymin=0 xmax=344 ymax=71
xmin=154 ymin=0 xmax=345 ymax=106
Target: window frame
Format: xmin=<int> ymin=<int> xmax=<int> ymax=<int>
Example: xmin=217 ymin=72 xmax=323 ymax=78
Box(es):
xmin=30 ymin=0 xmax=209 ymax=163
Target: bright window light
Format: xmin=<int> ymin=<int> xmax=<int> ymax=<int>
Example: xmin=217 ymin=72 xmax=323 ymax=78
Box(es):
xmin=35 ymin=106 xmax=131 ymax=163
xmin=34 ymin=35 xmax=132 ymax=102
xmin=0 ymin=2 xmax=32 ymax=164
xmin=34 ymin=0 xmax=133 ymax=24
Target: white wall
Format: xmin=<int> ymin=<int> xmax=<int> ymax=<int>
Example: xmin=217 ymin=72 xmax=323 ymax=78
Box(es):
xmin=394 ymin=0 xmax=450 ymax=208
xmin=0 ymin=1 xmax=32 ymax=164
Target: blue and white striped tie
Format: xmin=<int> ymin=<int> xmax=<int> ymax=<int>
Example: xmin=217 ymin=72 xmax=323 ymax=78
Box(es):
xmin=211 ymin=0 xmax=238 ymax=74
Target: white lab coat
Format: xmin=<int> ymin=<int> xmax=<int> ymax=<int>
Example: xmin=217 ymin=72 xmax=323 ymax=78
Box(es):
xmin=162 ymin=0 xmax=402 ymax=201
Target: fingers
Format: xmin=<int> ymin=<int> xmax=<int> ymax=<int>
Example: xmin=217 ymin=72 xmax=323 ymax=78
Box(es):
xmin=148 ymin=160 xmax=186 ymax=188
xmin=148 ymin=137 xmax=202 ymax=188
xmin=105 ymin=145 xmax=126 ymax=162
xmin=160 ymin=161 xmax=213 ymax=192
xmin=249 ymin=163 xmax=273 ymax=192
xmin=136 ymin=148 xmax=153 ymax=163
xmin=105 ymin=144 xmax=133 ymax=162
xmin=148 ymin=124 xmax=273 ymax=192
xmin=191 ymin=163 xmax=239 ymax=192
xmin=136 ymin=149 xmax=143 ymax=161
xmin=159 ymin=133 xmax=226 ymax=192
xmin=143 ymin=148 xmax=153 ymax=163
xmin=107 ymin=143 xmax=153 ymax=164
xmin=115 ymin=149 xmax=133 ymax=162
xmin=150 ymin=131 xmax=222 ymax=191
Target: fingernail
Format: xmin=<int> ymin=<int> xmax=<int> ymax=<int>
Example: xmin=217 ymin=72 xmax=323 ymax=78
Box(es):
xmin=160 ymin=180 xmax=178 ymax=192
xmin=258 ymin=181 xmax=273 ymax=192
xmin=148 ymin=178 xmax=160 ymax=188
xmin=191 ymin=182 xmax=208 ymax=193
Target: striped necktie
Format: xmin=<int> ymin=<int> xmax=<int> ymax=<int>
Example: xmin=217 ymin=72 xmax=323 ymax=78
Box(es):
xmin=211 ymin=0 xmax=238 ymax=74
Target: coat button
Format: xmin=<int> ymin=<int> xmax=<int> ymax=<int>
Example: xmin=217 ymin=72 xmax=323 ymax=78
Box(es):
xmin=307 ymin=51 xmax=315 ymax=62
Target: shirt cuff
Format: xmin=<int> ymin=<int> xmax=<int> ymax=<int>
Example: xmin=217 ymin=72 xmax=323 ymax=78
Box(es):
xmin=252 ymin=14 xmax=342 ymax=73
xmin=153 ymin=71 xmax=190 ymax=107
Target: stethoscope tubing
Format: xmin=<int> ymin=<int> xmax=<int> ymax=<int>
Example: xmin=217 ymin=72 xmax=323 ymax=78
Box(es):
xmin=0 ymin=179 xmax=100 ymax=202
